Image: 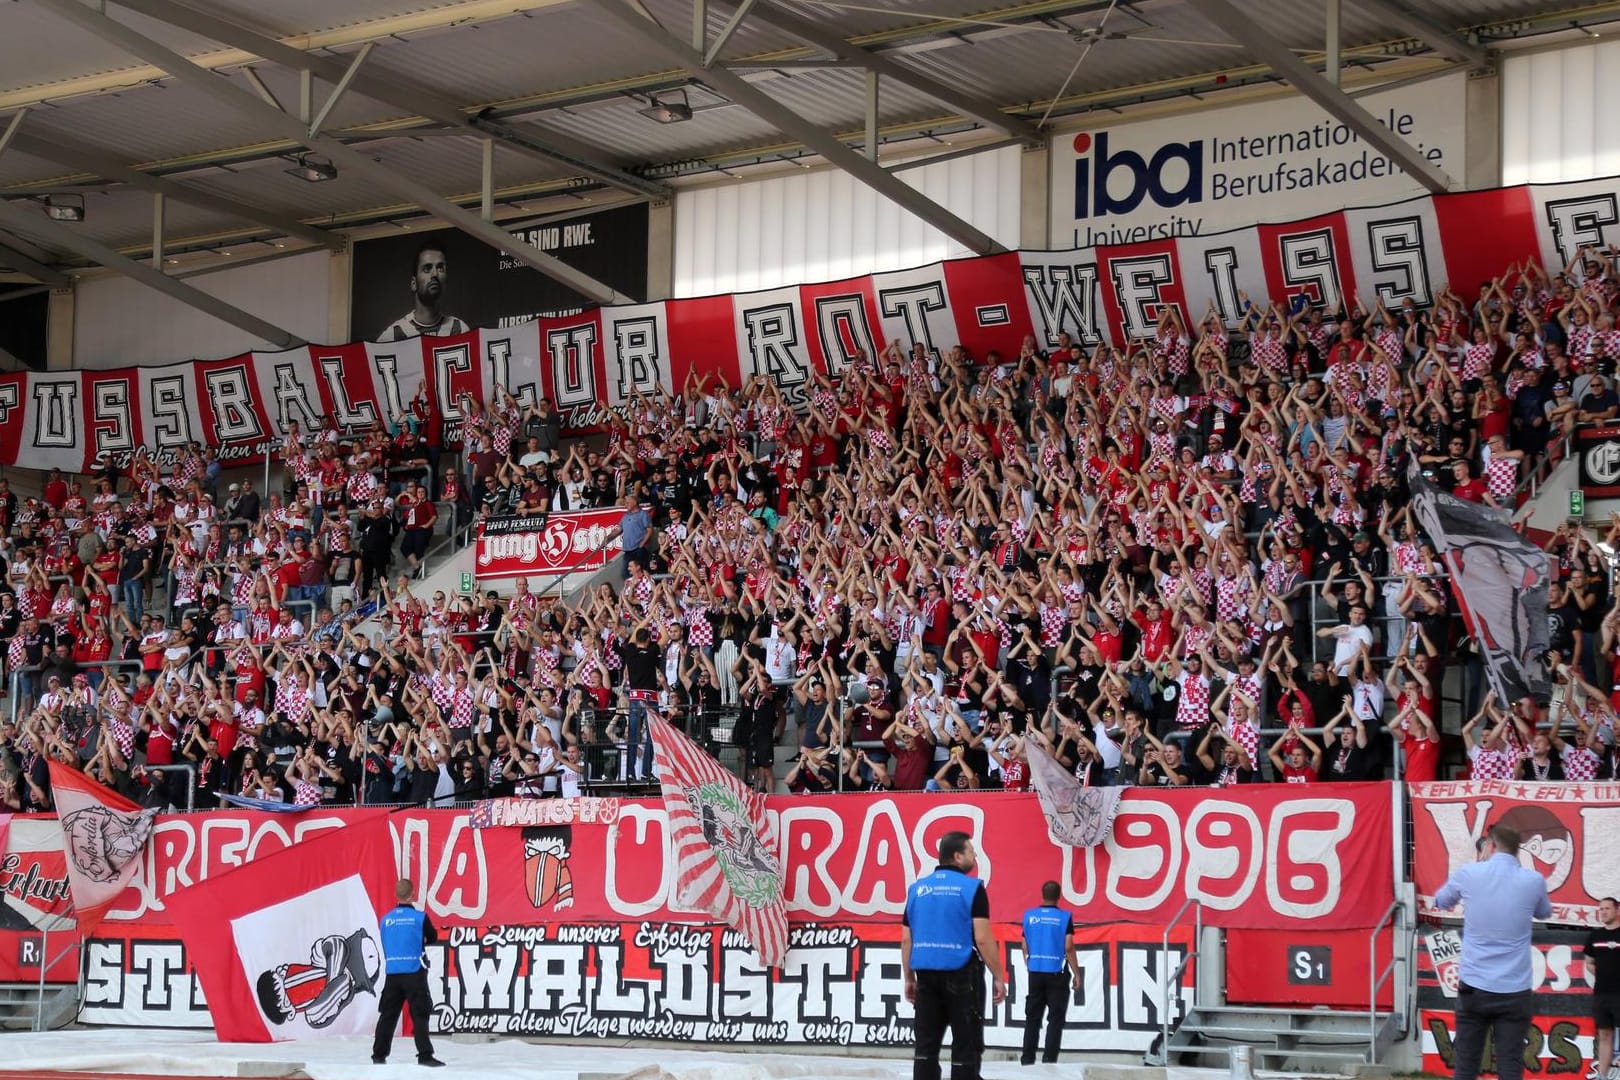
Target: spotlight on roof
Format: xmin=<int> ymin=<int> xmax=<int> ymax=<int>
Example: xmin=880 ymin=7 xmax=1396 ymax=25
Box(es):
xmin=285 ymin=154 xmax=338 ymax=183
xmin=42 ymin=194 xmax=85 ymax=222
xmin=639 ymin=92 xmax=693 ymax=124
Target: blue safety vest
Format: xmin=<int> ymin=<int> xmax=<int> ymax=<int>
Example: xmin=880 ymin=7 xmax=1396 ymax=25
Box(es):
xmin=1022 ymin=905 xmax=1071 ymax=974
xmin=906 ymin=867 xmax=980 ymax=971
xmin=380 ymin=904 xmax=427 ymax=975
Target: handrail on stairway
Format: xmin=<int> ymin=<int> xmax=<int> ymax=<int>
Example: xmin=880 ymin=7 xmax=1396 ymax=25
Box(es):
xmin=1368 ymin=898 xmax=1403 ymax=1064
xmin=34 ymin=912 xmax=79 ymax=1032
xmin=1160 ymin=896 xmax=1202 ymax=1064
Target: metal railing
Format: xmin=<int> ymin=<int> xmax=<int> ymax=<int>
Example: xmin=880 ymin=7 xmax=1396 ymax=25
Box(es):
xmin=33 ymin=912 xmax=77 ymax=1032
xmin=1158 ymin=896 xmax=1202 ymax=1065
xmin=1368 ymin=898 xmax=1403 ymax=1064
xmin=7 ymin=659 xmax=143 ymax=726
xmin=143 ymin=763 xmax=197 ymax=813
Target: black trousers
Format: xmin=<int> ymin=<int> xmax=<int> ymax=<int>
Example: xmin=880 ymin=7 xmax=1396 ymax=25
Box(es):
xmin=913 ymin=963 xmax=985 ymax=1080
xmin=1452 ymin=983 xmax=1533 ymax=1080
xmin=372 ymin=970 xmax=434 ymax=1062
xmin=1022 ymin=970 xmax=1069 ymax=1064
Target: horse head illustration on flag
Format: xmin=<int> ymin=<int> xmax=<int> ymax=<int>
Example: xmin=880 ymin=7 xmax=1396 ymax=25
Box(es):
xmin=647 ymin=711 xmax=788 ymax=968
xmin=1407 ymin=465 xmax=1550 ymax=704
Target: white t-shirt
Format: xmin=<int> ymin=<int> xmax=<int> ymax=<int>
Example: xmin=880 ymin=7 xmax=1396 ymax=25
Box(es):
xmin=1330 ymin=624 xmax=1375 ymax=675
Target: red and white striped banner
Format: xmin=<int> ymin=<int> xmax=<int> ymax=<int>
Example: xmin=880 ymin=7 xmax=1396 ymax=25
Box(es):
xmin=12 ymin=175 xmax=1618 ymax=471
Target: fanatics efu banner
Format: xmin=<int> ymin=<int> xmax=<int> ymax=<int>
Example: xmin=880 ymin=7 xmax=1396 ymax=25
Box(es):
xmin=10 ymin=175 xmax=1619 ymax=471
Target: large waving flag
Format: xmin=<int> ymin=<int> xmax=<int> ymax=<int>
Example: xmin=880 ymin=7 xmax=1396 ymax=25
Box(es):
xmin=1026 ymin=742 xmax=1123 ymax=847
xmin=1408 ymin=465 xmax=1550 ymax=704
xmin=163 ymin=813 xmax=398 ymax=1042
xmin=48 ymin=762 xmax=155 ymax=935
xmin=648 ymin=712 xmax=788 ymax=968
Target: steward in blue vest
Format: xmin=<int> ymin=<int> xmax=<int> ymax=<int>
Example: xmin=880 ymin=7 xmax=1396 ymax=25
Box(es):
xmin=1020 ymin=880 xmax=1079 ymax=1065
xmin=371 ymin=879 xmax=444 ymax=1067
xmin=902 ymin=831 xmax=1006 ymax=1080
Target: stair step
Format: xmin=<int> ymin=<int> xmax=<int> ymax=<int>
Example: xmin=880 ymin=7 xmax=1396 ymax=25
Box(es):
xmin=1181 ymin=1025 xmax=1374 ymax=1043
xmin=1171 ymin=1045 xmax=1371 ymax=1063
xmin=1196 ymin=1004 xmax=1387 ymax=1019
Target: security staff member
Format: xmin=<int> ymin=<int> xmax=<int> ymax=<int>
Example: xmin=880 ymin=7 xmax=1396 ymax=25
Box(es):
xmin=372 ymin=878 xmax=445 ymax=1067
xmin=902 ymin=831 xmax=1007 ymax=1080
xmin=1021 ymin=881 xmax=1080 ymax=1065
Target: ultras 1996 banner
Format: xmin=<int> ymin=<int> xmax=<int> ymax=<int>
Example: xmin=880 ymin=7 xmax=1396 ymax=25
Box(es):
xmin=86 ymin=788 xmax=1392 ymax=933
xmin=4 ymin=174 xmax=1619 ymax=472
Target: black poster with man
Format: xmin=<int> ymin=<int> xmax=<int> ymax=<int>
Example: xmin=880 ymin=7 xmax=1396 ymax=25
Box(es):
xmin=348 ymin=203 xmax=649 ymax=342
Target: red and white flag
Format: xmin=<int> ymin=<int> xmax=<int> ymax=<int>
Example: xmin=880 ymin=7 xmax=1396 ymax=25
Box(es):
xmin=48 ymin=762 xmax=155 ymax=936
xmin=648 ymin=712 xmax=788 ymax=968
xmin=163 ymin=813 xmax=398 ymax=1042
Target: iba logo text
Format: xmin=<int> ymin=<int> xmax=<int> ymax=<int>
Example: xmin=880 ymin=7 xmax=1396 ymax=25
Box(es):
xmin=1073 ymin=131 xmax=1203 ymax=219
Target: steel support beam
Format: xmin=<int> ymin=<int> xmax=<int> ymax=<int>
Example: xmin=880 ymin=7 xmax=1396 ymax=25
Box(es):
xmin=105 ymin=0 xmax=670 ymax=200
xmin=1325 ymin=0 xmax=1341 ymax=87
xmin=152 ymin=192 xmax=164 ymax=269
xmin=600 ymin=0 xmax=1005 ymax=255
xmin=692 ymin=0 xmax=706 ymax=51
xmin=1356 ymin=0 xmax=1490 ymax=69
xmin=743 ymin=0 xmax=1044 ymax=145
xmin=307 ymin=42 xmax=373 ymax=137
xmin=0 ymin=201 xmax=301 ymax=346
xmin=9 ymin=132 xmax=343 ymax=250
xmin=481 ymin=139 xmax=495 ymax=221
xmin=865 ymin=73 xmax=879 ymax=162
xmin=0 ymin=239 xmax=70 ymax=288
xmin=1192 ymin=0 xmax=1454 ymax=194
xmin=241 ymin=67 xmax=284 ymax=112
xmin=703 ymin=0 xmax=758 ymax=66
xmin=0 ymin=110 xmax=27 ymax=162
xmin=39 ymin=0 xmax=637 ymax=304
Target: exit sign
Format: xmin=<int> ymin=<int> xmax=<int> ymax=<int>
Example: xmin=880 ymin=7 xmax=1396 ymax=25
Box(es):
xmin=460 ymin=572 xmax=474 ymax=593
xmin=1571 ymin=490 xmax=1585 ymax=517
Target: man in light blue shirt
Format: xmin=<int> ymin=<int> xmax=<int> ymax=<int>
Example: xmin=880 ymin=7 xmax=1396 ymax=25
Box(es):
xmin=1433 ymin=824 xmax=1552 ymax=1080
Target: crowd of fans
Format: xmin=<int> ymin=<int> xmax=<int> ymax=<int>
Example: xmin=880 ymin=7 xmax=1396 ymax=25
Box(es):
xmin=5 ymin=251 xmax=1620 ymax=812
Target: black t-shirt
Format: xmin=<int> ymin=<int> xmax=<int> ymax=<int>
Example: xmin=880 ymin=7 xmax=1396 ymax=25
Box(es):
xmin=1584 ymin=924 xmax=1620 ymax=995
xmin=1547 ymin=602 xmax=1582 ymax=655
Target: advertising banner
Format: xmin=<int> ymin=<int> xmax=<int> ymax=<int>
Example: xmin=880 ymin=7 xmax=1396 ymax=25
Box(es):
xmin=475 ymin=509 xmax=623 ymax=579
xmin=1048 ymin=75 xmax=1466 ymax=247
xmin=5 ymin=175 xmax=1616 ymax=472
xmin=1417 ymin=924 xmax=1601 ymax=1076
xmin=349 ymin=203 xmax=649 ymax=340
xmin=80 ymin=919 xmax=1192 ymax=1053
xmin=1410 ymin=781 xmax=1620 ymax=924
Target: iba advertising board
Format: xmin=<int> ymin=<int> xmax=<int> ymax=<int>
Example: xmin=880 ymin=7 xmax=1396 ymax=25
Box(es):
xmin=1049 ymin=74 xmax=1466 ymax=248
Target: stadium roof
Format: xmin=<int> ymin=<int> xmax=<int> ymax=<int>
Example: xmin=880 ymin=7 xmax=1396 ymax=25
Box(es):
xmin=0 ymin=0 xmax=1604 ymax=305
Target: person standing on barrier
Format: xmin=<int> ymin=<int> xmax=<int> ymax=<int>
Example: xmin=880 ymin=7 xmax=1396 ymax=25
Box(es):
xmin=1020 ymin=880 xmax=1079 ymax=1065
xmin=372 ymin=878 xmax=444 ymax=1068
xmin=903 ymin=830 xmax=1006 ymax=1080
xmin=1433 ymin=824 xmax=1550 ymax=1080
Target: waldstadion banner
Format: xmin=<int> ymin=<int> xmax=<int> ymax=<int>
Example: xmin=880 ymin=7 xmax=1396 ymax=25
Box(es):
xmin=5 ymin=171 xmax=1616 ymax=473
xmin=1049 ymin=74 xmax=1466 ymax=247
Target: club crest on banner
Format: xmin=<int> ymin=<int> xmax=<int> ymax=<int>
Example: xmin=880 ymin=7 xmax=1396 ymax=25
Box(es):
xmin=230 ymin=875 xmax=384 ymax=1039
xmin=688 ymin=782 xmax=782 ymax=910
xmin=255 ymin=928 xmax=382 ymax=1030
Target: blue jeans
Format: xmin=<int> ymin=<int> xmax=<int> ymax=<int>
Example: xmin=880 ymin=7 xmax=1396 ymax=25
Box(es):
xmin=626 ymin=698 xmax=654 ymax=779
xmin=122 ymin=579 xmax=145 ymax=625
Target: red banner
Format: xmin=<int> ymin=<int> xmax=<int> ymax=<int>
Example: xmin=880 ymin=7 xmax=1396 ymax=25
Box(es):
xmin=474 ymin=509 xmax=623 ymax=579
xmin=93 ymin=788 xmax=1390 ymax=932
xmin=6 ymin=176 xmax=1619 ymax=471
xmin=1410 ymin=780 xmax=1620 ymax=924
xmin=1417 ymin=924 xmax=1602 ymax=1076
